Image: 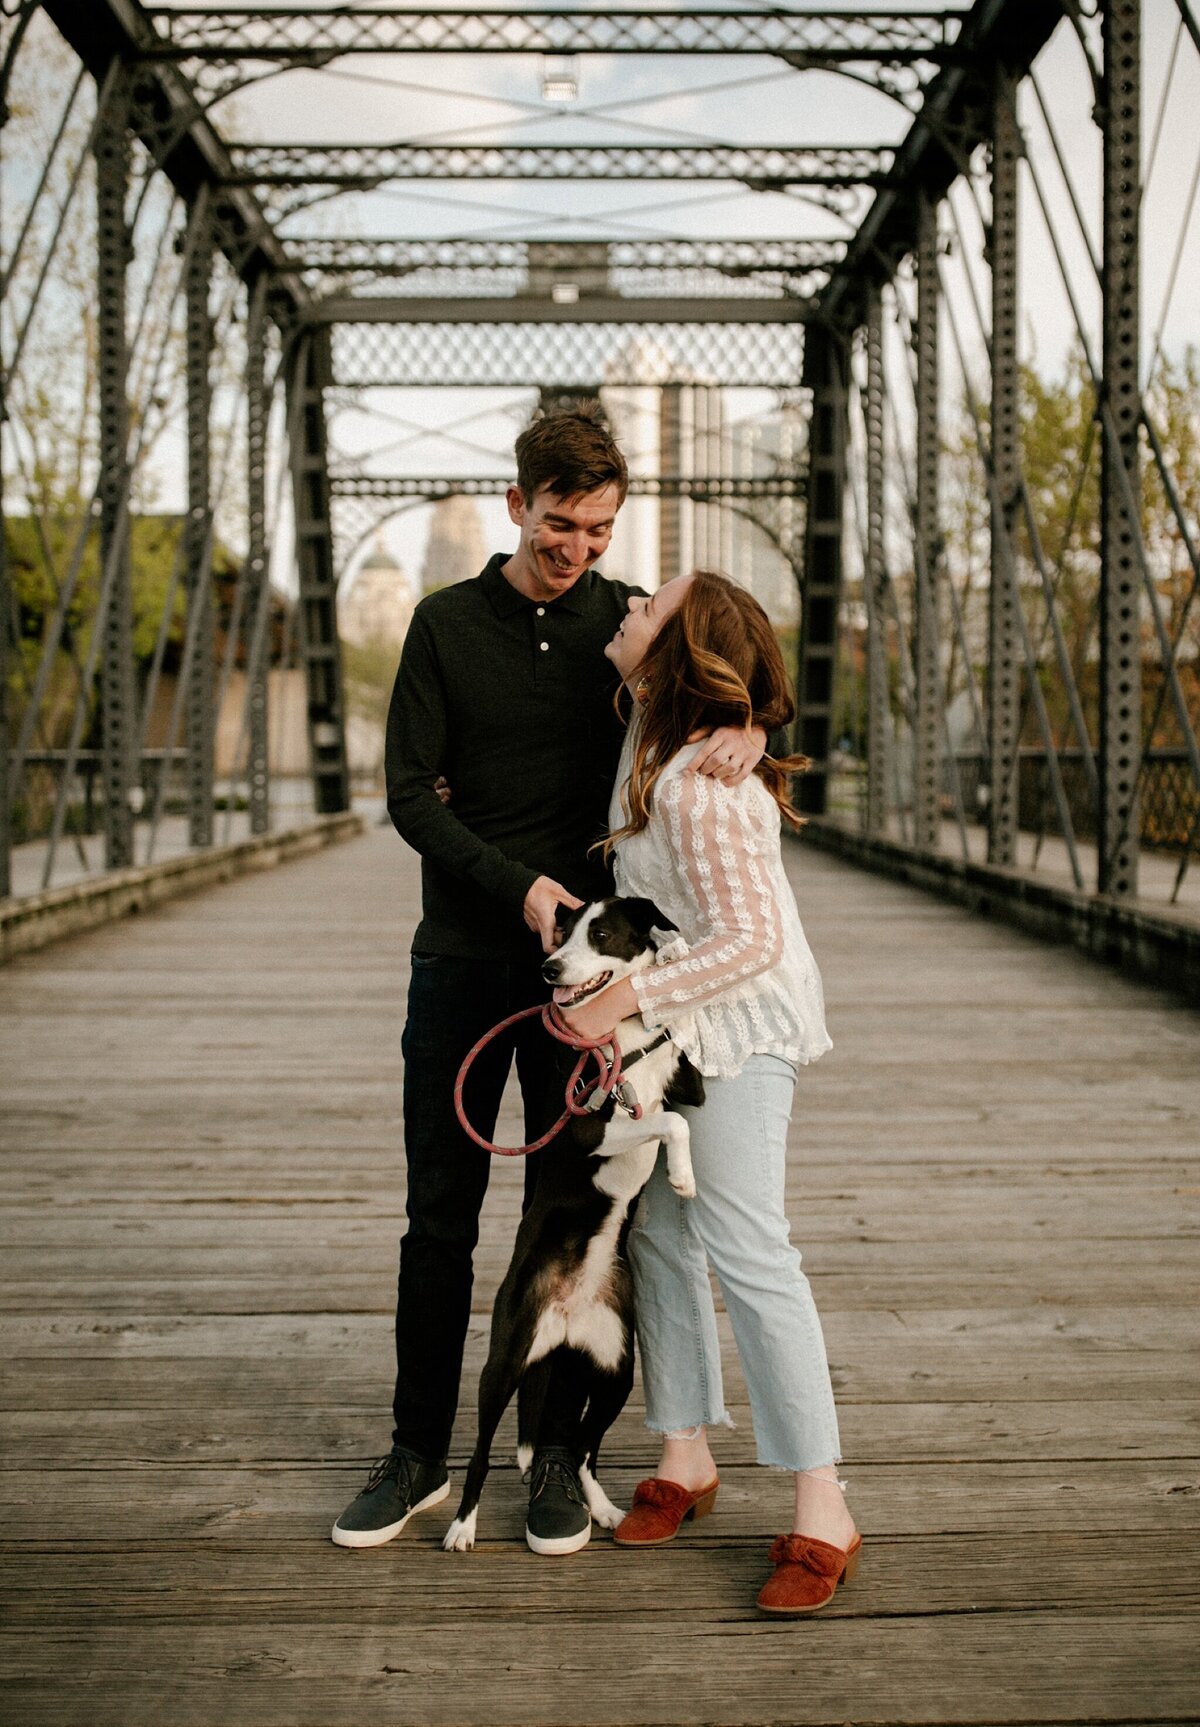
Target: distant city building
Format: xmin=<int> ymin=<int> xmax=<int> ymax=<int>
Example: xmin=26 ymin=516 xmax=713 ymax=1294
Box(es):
xmin=340 ymin=531 xmax=415 ymax=648
xmin=419 ymin=494 xmax=488 ymax=594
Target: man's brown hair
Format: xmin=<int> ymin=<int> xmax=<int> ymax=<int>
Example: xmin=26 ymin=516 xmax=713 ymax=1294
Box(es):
xmin=514 ymin=401 xmax=629 ymax=504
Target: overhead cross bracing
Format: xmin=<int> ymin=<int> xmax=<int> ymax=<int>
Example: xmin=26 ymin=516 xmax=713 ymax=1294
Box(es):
xmin=328 ymin=320 xmax=805 ymax=387
xmin=282 ymin=238 xmax=847 ymax=302
xmin=3 ymin=0 xmax=1199 ymax=950
xmin=141 ymin=8 xmax=966 ymax=64
xmin=330 ymin=474 xmax=806 ymax=500
xmin=279 ymin=237 xmax=846 ymax=290
xmin=229 ymin=142 xmax=893 ymax=189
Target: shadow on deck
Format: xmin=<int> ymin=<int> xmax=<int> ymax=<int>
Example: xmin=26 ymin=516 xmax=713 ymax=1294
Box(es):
xmin=2 ymin=820 xmax=1198 ymax=1724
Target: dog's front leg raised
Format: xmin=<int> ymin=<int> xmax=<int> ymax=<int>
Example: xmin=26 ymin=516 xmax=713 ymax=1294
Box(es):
xmin=633 ymin=1108 xmax=695 ymax=1199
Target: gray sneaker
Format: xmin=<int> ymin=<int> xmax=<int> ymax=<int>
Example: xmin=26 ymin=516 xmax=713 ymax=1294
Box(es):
xmin=332 ymin=1446 xmax=450 ymax=1549
xmin=525 ymin=1446 xmax=591 ymax=1556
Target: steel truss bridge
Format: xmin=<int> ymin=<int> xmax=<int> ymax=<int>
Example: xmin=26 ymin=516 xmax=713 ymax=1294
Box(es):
xmin=2 ymin=0 xmax=1199 ymax=946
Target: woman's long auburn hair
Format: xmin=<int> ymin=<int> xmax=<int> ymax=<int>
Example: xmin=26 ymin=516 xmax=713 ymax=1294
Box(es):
xmin=605 ymin=569 xmax=808 ymax=856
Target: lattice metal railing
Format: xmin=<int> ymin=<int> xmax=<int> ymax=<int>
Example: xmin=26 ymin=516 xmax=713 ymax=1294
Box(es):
xmin=330 ymin=321 xmax=804 ymax=390
xmin=142 ymin=8 xmax=964 ymax=64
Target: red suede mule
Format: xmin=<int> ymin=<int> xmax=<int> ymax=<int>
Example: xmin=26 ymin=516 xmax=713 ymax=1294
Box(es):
xmin=756 ymin=1531 xmax=862 ymax=1614
xmin=612 ymin=1477 xmax=720 ymax=1546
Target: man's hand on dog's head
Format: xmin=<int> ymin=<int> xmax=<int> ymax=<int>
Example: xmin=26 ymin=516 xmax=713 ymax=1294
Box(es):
xmin=524 ymin=876 xmax=584 ymax=953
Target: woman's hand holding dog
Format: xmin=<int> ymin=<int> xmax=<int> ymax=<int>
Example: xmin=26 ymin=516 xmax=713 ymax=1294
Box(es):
xmin=558 ymin=974 xmax=639 ymax=1042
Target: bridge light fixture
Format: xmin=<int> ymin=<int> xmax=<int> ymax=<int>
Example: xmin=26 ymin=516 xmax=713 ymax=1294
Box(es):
xmin=541 ymin=56 xmax=579 ymax=103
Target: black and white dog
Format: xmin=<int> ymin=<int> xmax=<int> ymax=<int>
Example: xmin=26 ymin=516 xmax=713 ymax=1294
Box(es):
xmin=443 ymin=896 xmax=703 ymax=1553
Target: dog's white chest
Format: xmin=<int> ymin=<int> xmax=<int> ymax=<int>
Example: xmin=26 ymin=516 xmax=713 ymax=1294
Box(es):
xmin=525 ymin=1209 xmax=628 ymax=1372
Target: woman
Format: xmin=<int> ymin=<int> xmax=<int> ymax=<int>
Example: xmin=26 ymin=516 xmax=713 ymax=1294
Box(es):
xmin=560 ymin=570 xmax=860 ymax=1616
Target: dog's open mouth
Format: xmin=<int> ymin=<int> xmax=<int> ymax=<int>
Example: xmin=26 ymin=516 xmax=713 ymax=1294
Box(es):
xmin=552 ymin=970 xmax=612 ymax=1009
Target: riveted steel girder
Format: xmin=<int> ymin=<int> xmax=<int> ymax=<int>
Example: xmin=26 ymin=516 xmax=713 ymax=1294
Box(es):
xmin=863 ymin=287 xmax=888 ymax=838
xmin=987 ymin=65 xmax=1022 ymax=868
xmin=41 ymin=0 xmax=307 ymax=322
xmin=96 ymin=67 xmax=136 ymax=870
xmin=912 ymin=192 xmax=942 ymax=853
xmin=796 ymin=325 xmax=849 ymax=814
xmin=307 ymin=295 xmax=809 ymax=326
xmin=818 ymin=0 xmax=1061 ymax=333
xmin=280 ymin=237 xmax=847 ymax=280
xmin=1098 ymin=0 xmax=1142 ymax=898
xmin=183 ymin=193 xmax=216 ymax=849
xmin=244 ymin=277 xmax=270 ymax=836
xmin=329 ymin=474 xmax=803 ymax=502
xmin=142 ymin=8 xmax=965 ymax=64
xmin=659 ymin=385 xmax=684 ymax=585
xmin=286 ymin=331 xmax=351 ymax=816
xmin=229 ymin=141 xmax=893 ymax=192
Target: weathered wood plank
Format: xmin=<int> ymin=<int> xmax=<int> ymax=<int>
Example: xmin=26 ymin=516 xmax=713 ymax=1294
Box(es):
xmin=0 ymin=1617 xmax=1197 ymax=1727
xmin=2 ymin=820 xmax=1199 ymax=1725
xmin=3 ymin=1461 xmax=1197 ymax=1541
xmin=2 ymin=1400 xmax=1198 ymax=1466
xmin=2 ymin=1533 xmax=1198 ymax=1622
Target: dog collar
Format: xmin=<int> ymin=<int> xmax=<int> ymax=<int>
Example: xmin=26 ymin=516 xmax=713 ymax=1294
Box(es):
xmin=618 ymin=1030 xmax=673 ymax=1073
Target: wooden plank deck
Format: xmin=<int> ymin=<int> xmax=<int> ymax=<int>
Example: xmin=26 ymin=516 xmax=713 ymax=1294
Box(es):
xmin=2 ymin=820 xmax=1198 ymax=1726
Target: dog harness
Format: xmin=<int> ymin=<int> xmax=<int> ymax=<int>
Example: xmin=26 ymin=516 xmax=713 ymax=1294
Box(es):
xmin=453 ymin=1002 xmax=673 ymax=1157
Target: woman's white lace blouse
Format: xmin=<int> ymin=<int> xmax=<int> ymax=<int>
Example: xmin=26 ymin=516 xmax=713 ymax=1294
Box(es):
xmin=610 ymin=735 xmax=832 ymax=1079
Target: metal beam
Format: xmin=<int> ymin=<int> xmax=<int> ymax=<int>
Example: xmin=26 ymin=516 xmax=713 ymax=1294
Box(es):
xmin=143 ymin=8 xmax=966 ymax=64
xmin=659 ymin=386 xmax=683 ymax=585
xmin=307 ymin=295 xmax=809 ymax=326
xmin=279 ymin=237 xmax=847 ymax=281
xmin=244 ymin=277 xmax=270 ymax=836
xmin=795 ymin=326 xmax=849 ymax=815
xmin=1098 ymin=0 xmax=1142 ymax=897
xmin=287 ymin=331 xmax=351 ymax=817
xmin=987 ymin=65 xmax=1021 ymax=868
xmin=229 ymin=142 xmax=892 ymax=192
xmin=330 ymin=320 xmax=804 ymax=389
xmin=183 ymin=192 xmax=215 ymax=848
xmin=912 ymin=192 xmax=942 ymax=852
xmin=818 ymin=0 xmax=1062 ymax=332
xmin=863 ymin=286 xmax=888 ymax=838
xmin=96 ymin=67 xmax=135 ymax=871
xmin=40 ymin=0 xmax=306 ymax=321
xmin=330 ymin=474 xmax=804 ymax=502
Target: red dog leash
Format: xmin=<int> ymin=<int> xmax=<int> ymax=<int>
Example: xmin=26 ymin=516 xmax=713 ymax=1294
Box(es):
xmin=453 ymin=1001 xmax=638 ymax=1157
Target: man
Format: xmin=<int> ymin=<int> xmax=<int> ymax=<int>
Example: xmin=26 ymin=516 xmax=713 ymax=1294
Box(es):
xmin=333 ymin=404 xmax=763 ymax=1557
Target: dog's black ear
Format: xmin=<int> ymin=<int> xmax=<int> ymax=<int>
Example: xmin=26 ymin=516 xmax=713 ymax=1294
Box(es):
xmin=621 ymin=897 xmax=678 ymax=937
xmin=555 ymin=901 xmax=586 ymax=938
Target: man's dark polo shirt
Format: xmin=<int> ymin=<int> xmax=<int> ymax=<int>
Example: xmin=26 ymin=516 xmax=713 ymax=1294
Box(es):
xmin=385 ymin=553 xmax=638 ymax=963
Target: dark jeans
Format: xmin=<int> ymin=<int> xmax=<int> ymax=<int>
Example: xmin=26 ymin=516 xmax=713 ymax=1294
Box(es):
xmin=392 ymin=953 xmax=590 ymax=1463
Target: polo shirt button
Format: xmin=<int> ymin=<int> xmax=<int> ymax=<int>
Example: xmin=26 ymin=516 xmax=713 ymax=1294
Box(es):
xmin=536 ymin=606 xmax=546 ymax=616
xmin=539 ymin=641 xmax=549 ymax=652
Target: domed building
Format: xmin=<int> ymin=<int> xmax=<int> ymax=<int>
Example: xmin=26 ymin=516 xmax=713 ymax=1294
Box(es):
xmin=339 ymin=531 xmax=416 ymax=649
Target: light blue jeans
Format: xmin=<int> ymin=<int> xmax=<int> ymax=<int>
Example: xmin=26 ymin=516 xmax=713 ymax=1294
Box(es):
xmin=628 ymin=1052 xmax=842 ymax=1472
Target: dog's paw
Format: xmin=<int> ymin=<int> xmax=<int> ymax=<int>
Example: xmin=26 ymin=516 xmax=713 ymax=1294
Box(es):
xmin=579 ymin=1465 xmax=625 ymax=1530
xmin=592 ymin=1494 xmax=626 ymax=1530
xmin=669 ymin=1168 xmax=697 ymax=1200
xmin=442 ymin=1511 xmax=477 ymax=1552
